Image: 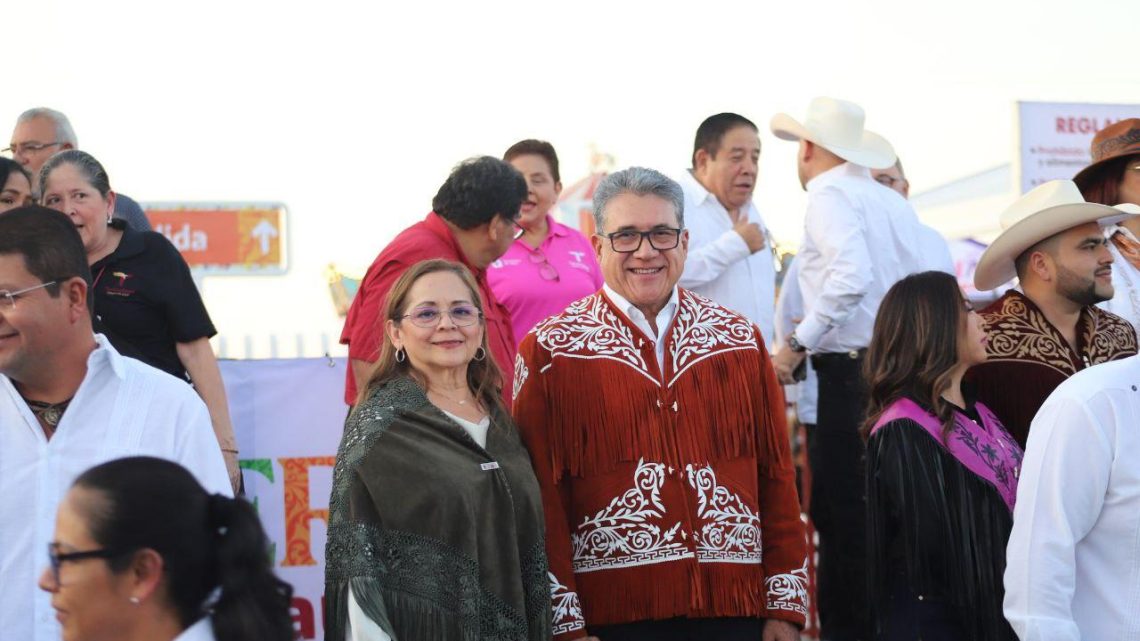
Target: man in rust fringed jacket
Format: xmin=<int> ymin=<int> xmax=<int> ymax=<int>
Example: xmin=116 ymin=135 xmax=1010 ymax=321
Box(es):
xmin=513 ymin=167 xmax=808 ymax=641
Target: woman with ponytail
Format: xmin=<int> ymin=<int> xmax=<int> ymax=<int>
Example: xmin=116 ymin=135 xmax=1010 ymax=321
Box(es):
xmin=37 ymin=456 xmax=293 ymax=641
xmin=862 ymin=271 xmax=1022 ymax=641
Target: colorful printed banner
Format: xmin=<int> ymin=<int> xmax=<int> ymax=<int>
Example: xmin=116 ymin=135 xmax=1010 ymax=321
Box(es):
xmin=221 ymin=357 xmax=347 ymax=639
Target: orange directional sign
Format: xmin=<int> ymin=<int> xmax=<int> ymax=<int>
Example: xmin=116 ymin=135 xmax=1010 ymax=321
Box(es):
xmin=143 ymin=202 xmax=288 ymax=274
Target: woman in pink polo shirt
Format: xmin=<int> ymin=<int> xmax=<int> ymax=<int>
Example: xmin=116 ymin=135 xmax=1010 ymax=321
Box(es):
xmin=488 ymin=140 xmax=603 ymax=345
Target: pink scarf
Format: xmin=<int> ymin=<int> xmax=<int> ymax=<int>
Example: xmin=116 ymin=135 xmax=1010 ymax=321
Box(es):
xmin=871 ymin=398 xmax=1023 ymax=512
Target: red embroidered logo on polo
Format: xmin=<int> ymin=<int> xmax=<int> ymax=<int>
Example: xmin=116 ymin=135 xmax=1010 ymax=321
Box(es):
xmin=105 ymin=271 xmax=136 ymax=297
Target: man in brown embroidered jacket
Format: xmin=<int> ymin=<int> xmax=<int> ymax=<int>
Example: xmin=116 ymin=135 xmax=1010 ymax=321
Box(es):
xmin=969 ymin=180 xmax=1138 ymax=447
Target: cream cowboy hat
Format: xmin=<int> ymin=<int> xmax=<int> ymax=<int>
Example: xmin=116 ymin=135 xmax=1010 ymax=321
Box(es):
xmin=770 ymin=97 xmax=896 ymax=169
xmin=973 ymin=180 xmax=1132 ymax=291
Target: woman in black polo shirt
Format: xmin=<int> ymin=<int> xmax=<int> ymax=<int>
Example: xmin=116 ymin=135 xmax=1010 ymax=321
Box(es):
xmin=39 ymin=150 xmax=240 ymax=491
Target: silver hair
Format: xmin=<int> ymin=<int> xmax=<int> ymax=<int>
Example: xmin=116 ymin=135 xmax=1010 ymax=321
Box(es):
xmin=592 ymin=166 xmax=685 ymax=231
xmin=17 ymin=108 xmax=78 ymax=147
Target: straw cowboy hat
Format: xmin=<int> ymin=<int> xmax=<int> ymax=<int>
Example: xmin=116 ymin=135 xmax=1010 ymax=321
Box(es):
xmin=770 ymin=97 xmax=896 ymax=169
xmin=1072 ymin=118 xmax=1140 ymax=189
xmin=973 ymin=180 xmax=1131 ymax=290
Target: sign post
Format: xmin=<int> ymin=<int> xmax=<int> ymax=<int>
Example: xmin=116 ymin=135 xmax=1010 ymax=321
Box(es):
xmin=142 ymin=202 xmax=289 ymax=275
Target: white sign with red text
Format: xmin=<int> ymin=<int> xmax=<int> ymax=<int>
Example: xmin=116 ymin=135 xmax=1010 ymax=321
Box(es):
xmin=1016 ymin=101 xmax=1140 ymax=194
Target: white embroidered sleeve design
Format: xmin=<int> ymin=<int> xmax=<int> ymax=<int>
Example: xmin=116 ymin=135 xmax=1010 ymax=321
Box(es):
xmin=571 ymin=459 xmax=693 ymax=573
xmin=686 ymin=464 xmax=762 ymax=564
xmin=548 ymin=571 xmax=585 ymax=635
xmin=536 ymin=294 xmax=657 ymax=385
xmin=765 ymin=557 xmax=810 ymax=615
xmin=512 ymin=353 xmax=529 ymax=401
xmin=668 ymin=291 xmax=759 ymax=387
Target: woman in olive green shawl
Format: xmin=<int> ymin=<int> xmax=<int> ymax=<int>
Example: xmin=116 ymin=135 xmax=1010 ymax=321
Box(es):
xmin=325 ymin=259 xmax=551 ymax=641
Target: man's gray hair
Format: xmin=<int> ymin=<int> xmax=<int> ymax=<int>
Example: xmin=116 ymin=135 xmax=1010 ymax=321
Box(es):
xmin=17 ymin=108 xmax=78 ymax=147
xmin=592 ymin=167 xmax=685 ymax=231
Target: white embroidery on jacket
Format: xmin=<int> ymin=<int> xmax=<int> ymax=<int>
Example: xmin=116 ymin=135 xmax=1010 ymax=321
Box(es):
xmin=548 ymin=571 xmax=585 ymax=634
xmin=686 ymin=464 xmax=762 ymax=564
xmin=571 ymin=459 xmax=693 ymax=573
xmin=765 ymin=557 xmax=809 ymax=615
xmin=536 ymin=294 xmax=657 ymax=385
xmin=667 ymin=291 xmax=759 ymax=387
xmin=512 ymin=353 xmax=529 ymax=401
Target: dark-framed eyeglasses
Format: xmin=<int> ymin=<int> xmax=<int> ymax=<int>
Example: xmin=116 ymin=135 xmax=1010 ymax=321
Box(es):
xmin=597 ymin=228 xmax=683 ymax=253
xmin=401 ymin=304 xmax=482 ymax=328
xmin=47 ymin=542 xmax=127 ymax=585
xmin=2 ymin=141 xmax=62 ymax=156
xmin=0 ymin=280 xmax=57 ymax=309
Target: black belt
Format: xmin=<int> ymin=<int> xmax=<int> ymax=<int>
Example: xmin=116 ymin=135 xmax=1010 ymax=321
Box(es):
xmin=810 ymin=348 xmax=867 ymax=367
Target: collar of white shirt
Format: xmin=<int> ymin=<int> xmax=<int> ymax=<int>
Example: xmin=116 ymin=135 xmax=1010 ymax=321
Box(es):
xmin=602 ymin=284 xmax=680 ymax=370
xmin=805 ymin=161 xmax=871 ymax=192
xmin=678 ymin=169 xmax=723 ymax=208
xmin=89 ymin=333 xmax=128 ymax=379
xmin=173 ymin=618 xmax=216 ymax=641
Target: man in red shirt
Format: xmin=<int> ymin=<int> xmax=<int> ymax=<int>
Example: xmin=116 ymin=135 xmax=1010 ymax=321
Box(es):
xmin=340 ymin=156 xmax=526 ymax=405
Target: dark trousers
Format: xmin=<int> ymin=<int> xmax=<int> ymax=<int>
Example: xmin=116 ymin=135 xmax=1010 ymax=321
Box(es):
xmin=809 ymin=351 xmax=869 ymax=641
xmin=878 ymin=584 xmax=966 ymax=641
xmin=591 ymin=617 xmax=763 ymax=641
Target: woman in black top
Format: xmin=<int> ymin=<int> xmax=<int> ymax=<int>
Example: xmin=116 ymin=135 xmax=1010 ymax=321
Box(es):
xmin=39 ymin=150 xmax=240 ymax=491
xmin=862 ymin=271 xmax=1022 ymax=641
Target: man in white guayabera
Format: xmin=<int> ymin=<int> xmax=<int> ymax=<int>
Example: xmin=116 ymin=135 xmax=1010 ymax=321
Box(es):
xmin=0 ymin=206 xmax=230 ymax=641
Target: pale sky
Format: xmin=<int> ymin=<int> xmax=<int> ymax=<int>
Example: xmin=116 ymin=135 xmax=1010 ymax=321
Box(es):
xmin=5 ymin=0 xmax=1134 ymax=356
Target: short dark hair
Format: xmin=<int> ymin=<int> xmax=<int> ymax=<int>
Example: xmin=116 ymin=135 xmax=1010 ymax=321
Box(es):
xmin=503 ymin=139 xmax=561 ymax=183
xmin=692 ymin=113 xmax=759 ymax=166
xmin=0 ymin=206 xmax=92 ymax=299
xmin=1013 ymin=235 xmax=1060 ymax=281
xmin=74 ymin=457 xmax=294 ymax=641
xmin=431 ymin=156 xmax=527 ymax=230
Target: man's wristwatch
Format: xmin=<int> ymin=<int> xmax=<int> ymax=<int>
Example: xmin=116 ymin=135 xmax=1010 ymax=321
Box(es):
xmin=787 ymin=334 xmax=807 ymax=353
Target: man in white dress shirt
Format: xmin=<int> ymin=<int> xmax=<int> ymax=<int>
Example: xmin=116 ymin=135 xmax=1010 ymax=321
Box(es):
xmin=872 ymin=157 xmax=955 ymax=275
xmin=678 ymin=112 xmax=776 ymax=345
xmin=769 ymin=97 xmax=925 ymax=641
xmin=0 ymin=206 xmax=231 ymax=641
xmin=1004 ymin=354 xmax=1140 ymax=641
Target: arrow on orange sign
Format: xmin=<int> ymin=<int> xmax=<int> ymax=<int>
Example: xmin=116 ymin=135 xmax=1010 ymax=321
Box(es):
xmin=251 ymin=220 xmax=279 ymax=255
